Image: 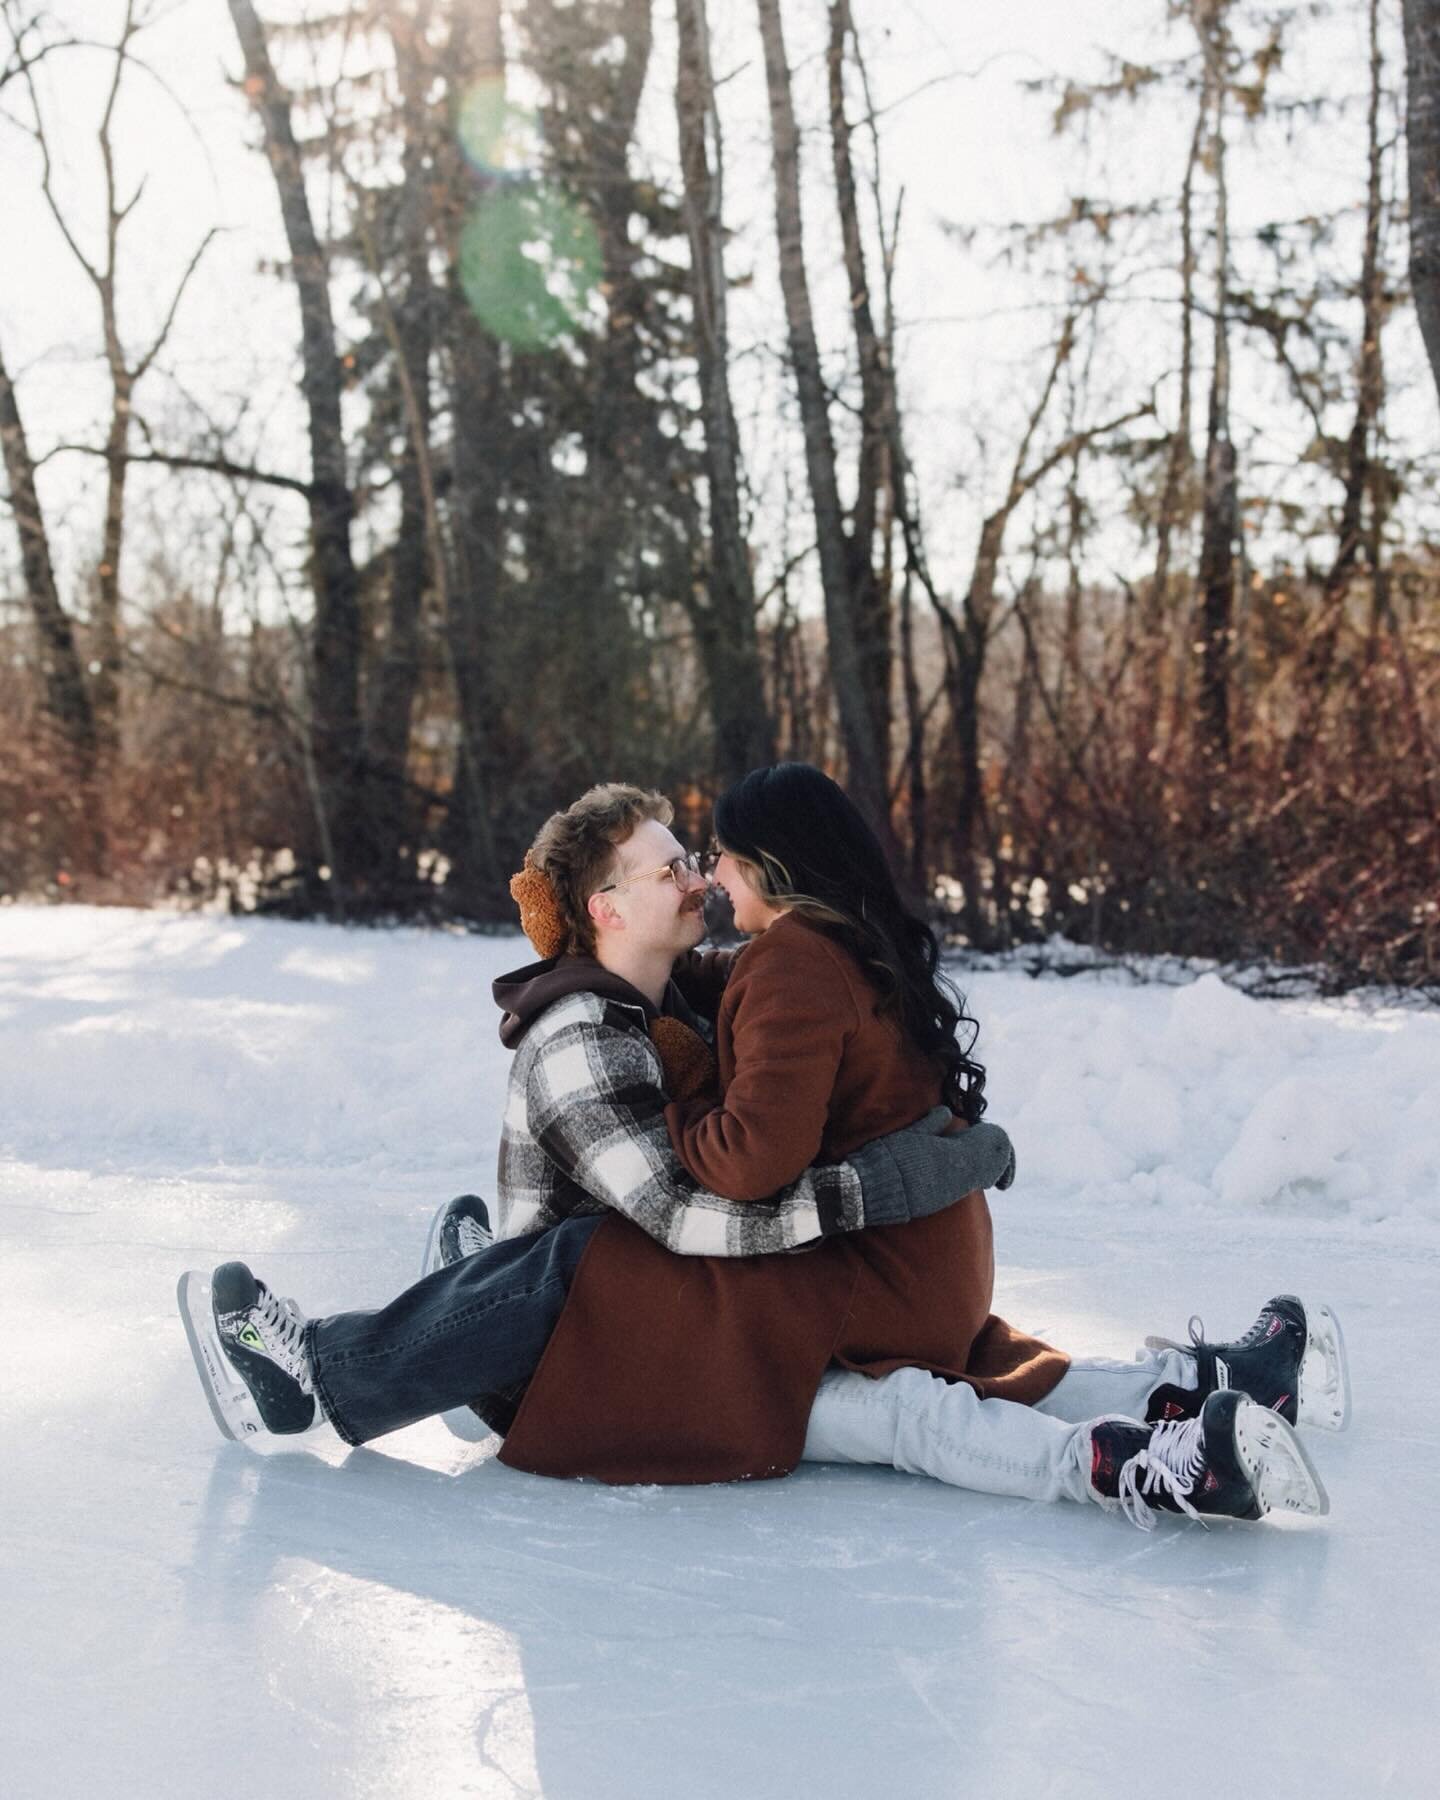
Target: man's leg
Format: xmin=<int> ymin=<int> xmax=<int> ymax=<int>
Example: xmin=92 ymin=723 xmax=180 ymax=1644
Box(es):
xmin=305 ymin=1214 xmax=604 ymax=1446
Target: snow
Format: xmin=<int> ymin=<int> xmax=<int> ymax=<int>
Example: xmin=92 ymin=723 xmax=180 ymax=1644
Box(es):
xmin=2 ymin=904 xmax=1438 ymax=1798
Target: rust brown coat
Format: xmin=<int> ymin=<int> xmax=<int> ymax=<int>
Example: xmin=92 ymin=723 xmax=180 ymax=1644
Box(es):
xmin=498 ymin=913 xmax=1067 ymax=1484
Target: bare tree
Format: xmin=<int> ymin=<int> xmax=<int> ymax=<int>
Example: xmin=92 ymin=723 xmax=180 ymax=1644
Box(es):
xmin=1286 ymin=0 xmax=1389 ymax=761
xmin=674 ymin=0 xmax=775 ymax=779
xmin=1403 ymin=0 xmax=1440 ymax=411
xmin=362 ymin=0 xmax=436 ymax=873
xmin=1192 ymin=0 xmax=1238 ymax=765
xmin=1141 ymin=76 xmax=1205 ymax=754
xmin=432 ymin=0 xmax=504 ymax=905
xmin=0 ymin=331 xmax=97 ymax=774
xmin=755 ymin=0 xmax=892 ymax=848
xmin=826 ymin=0 xmax=892 ymax=757
xmin=227 ymin=0 xmax=365 ymax=905
xmin=7 ymin=0 xmax=215 ymax=756
xmin=902 ymin=305 xmax=1150 ymax=940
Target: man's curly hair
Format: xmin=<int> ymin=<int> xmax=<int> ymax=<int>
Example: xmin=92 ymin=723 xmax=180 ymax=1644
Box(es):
xmin=520 ymin=783 xmax=672 ymax=956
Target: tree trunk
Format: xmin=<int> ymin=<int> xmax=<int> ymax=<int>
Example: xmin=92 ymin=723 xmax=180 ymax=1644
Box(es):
xmin=826 ymin=0 xmax=891 ymax=757
xmin=1290 ymin=0 xmax=1388 ymax=759
xmin=946 ymin=514 xmax=1006 ymax=941
xmin=674 ymin=0 xmax=775 ymax=780
xmin=227 ymin=0 xmax=367 ymax=908
xmin=1194 ymin=3 xmax=1237 ymax=765
xmin=755 ymin=0 xmax=892 ymax=846
xmin=1059 ymin=432 xmax=1085 ymax=723
xmin=0 ymin=332 xmax=98 ymax=775
xmin=436 ymin=0 xmax=504 ymax=910
xmin=92 ymin=350 xmax=129 ymax=756
xmin=366 ymin=2 xmax=436 ymax=879
xmin=1147 ymin=81 xmax=1205 ymax=757
xmin=1403 ymin=0 xmax=1440 ymax=412
xmin=897 ymin=567 xmax=928 ymax=894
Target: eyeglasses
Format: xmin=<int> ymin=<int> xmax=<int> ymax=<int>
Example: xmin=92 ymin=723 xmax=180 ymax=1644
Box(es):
xmin=596 ymin=849 xmax=718 ymax=895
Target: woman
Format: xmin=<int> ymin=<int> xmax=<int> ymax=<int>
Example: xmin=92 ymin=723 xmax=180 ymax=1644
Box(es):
xmin=643 ymin=764 xmax=1334 ymax=1526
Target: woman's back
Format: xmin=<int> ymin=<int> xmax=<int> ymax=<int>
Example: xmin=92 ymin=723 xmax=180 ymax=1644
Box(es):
xmin=665 ymin=911 xmax=944 ymax=1198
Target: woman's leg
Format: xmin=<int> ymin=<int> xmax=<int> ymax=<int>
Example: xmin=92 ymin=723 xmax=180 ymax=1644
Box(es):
xmin=1031 ymin=1348 xmax=1193 ymax=1425
xmin=801 ymin=1365 xmax=1329 ymax=1525
xmin=801 ymin=1366 xmax=1097 ymax=1505
xmin=307 ymin=1215 xmax=603 ymax=1446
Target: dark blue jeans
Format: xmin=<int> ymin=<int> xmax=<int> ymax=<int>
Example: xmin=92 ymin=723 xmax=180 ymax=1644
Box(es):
xmin=306 ymin=1214 xmax=604 ymax=1446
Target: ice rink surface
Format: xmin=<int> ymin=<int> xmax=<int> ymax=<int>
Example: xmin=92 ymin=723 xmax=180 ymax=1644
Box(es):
xmin=3 ymin=907 xmax=1438 ymax=1798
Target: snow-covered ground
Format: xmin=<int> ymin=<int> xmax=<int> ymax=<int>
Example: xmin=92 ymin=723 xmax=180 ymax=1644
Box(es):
xmin=3 ymin=905 xmax=1437 ymax=1798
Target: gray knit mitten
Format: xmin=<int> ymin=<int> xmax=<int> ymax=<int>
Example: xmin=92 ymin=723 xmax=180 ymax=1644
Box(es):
xmin=850 ymin=1109 xmax=1016 ymax=1228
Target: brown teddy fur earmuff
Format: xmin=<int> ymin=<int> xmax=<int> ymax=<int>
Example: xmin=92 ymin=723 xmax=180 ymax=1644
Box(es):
xmin=509 ymin=855 xmax=570 ymax=960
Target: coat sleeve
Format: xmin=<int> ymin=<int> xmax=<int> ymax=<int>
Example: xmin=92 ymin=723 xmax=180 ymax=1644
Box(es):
xmin=526 ymin=1012 xmax=863 ymax=1255
xmin=666 ymin=926 xmax=857 ymax=1201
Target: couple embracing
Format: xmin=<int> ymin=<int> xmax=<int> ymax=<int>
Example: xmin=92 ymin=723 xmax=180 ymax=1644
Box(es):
xmin=179 ymin=763 xmax=1349 ymax=1530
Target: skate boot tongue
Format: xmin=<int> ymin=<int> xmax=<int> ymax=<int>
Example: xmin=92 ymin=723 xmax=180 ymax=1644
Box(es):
xmin=210 ymin=1263 xmax=318 ymax=1435
xmin=1117 ymin=1415 xmax=1209 ymax=1530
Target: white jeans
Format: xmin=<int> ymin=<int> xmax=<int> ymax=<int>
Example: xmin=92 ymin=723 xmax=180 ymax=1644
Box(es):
xmin=799 ymin=1349 xmax=1192 ymax=1506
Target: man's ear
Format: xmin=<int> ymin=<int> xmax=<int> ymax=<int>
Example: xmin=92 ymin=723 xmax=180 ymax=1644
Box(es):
xmin=587 ymin=890 xmax=623 ymax=935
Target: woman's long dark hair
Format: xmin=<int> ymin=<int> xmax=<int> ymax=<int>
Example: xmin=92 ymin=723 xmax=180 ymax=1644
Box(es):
xmin=714 ymin=763 xmax=987 ymax=1122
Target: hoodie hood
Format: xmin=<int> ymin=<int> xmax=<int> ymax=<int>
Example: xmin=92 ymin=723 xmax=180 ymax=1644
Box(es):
xmin=493 ymin=952 xmax=709 ymax=1050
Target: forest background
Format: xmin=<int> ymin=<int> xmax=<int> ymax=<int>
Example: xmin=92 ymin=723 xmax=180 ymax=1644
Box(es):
xmin=2 ymin=0 xmax=1438 ymax=993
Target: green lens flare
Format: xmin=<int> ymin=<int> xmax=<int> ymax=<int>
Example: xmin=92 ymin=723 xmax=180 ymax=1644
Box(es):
xmin=459 ymin=185 xmax=603 ymax=350
xmin=456 ymin=75 xmax=524 ymax=172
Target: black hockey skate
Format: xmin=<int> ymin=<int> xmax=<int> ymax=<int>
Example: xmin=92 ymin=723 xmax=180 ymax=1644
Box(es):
xmin=1145 ymin=1294 xmax=1350 ymax=1432
xmin=177 ymin=1261 xmax=317 ymax=1441
xmin=419 ymin=1194 xmax=497 ymax=1443
xmin=1090 ymin=1390 xmax=1328 ymax=1530
xmin=420 ymin=1192 xmax=494 ymax=1280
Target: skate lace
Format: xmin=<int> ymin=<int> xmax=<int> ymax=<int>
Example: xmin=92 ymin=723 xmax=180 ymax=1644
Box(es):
xmin=255 ymin=1285 xmax=311 ymax=1384
xmin=1144 ymin=1315 xmax=1230 ymax=1389
xmin=457 ymin=1215 xmax=491 ymax=1258
xmin=1117 ymin=1415 xmax=1209 ymax=1531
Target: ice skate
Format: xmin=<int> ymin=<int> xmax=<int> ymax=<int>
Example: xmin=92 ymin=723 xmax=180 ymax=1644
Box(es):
xmin=420 ymin=1192 xmax=494 ymax=1280
xmin=1089 ymin=1389 xmax=1329 ymax=1530
xmin=1146 ymin=1294 xmax=1350 ymax=1431
xmin=178 ymin=1261 xmax=318 ymax=1441
xmin=419 ymin=1194 xmax=496 ymax=1443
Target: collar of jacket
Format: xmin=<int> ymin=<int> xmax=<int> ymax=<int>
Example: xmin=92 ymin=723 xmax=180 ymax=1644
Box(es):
xmin=493 ymin=951 xmax=710 ymax=1051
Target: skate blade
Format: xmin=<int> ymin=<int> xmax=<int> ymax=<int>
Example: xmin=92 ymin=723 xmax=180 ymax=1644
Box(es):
xmin=1233 ymin=1396 xmax=1329 ymax=1519
xmin=176 ymin=1270 xmax=264 ymax=1444
xmin=1298 ymin=1302 xmax=1351 ymax=1432
xmin=440 ymin=1405 xmax=493 ymax=1443
xmin=420 ymin=1200 xmax=447 ymax=1283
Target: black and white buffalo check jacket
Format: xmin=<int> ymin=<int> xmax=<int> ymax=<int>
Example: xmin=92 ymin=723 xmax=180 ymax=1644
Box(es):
xmin=492 ymin=956 xmax=864 ymax=1256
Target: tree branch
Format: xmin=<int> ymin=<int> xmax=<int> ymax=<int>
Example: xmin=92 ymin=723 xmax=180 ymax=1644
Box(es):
xmin=50 ymin=441 xmax=313 ymax=496
xmin=135 ymin=226 xmax=220 ymax=378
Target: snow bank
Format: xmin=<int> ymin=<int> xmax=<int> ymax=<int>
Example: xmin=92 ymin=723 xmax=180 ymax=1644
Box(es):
xmin=2 ymin=907 xmax=1436 ymax=1232
xmin=0 ymin=906 xmax=511 ymax=1175
xmin=959 ymin=967 xmax=1440 ymax=1230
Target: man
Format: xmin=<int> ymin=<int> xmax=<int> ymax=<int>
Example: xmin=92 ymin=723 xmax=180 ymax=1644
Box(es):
xmin=180 ymin=784 xmax=1346 ymax=1528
